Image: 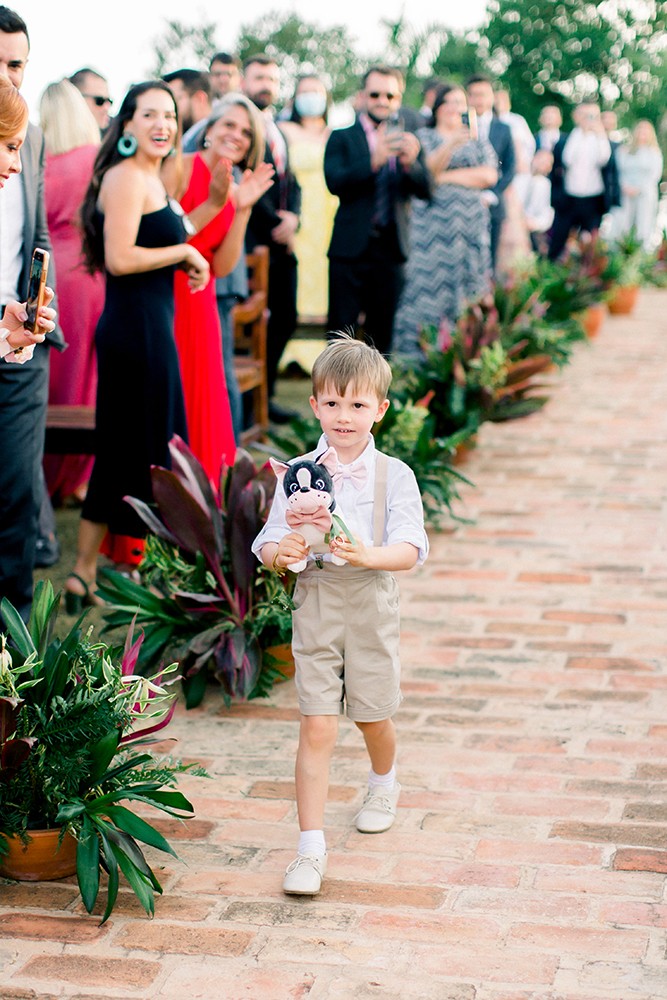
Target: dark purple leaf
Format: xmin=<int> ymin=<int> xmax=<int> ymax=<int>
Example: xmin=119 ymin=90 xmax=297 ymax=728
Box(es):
xmin=168 ymin=436 xmax=225 ymax=557
xmin=225 ymin=450 xmax=257 ymax=541
xmin=214 ymin=627 xmax=261 ymax=701
xmin=0 ymin=696 xmax=22 ymax=745
xmin=228 ymin=485 xmax=262 ymax=595
xmin=0 ymin=736 xmax=36 ymax=779
xmin=122 ymin=495 xmax=180 ymax=545
xmin=151 ymin=468 xmax=222 ymax=581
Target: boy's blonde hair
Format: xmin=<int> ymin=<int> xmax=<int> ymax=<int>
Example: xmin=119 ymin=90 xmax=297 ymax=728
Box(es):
xmin=312 ymin=333 xmax=392 ymax=402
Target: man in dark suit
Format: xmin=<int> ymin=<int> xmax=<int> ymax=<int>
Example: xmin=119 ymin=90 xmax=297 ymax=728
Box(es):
xmin=0 ymin=5 xmax=62 ymax=618
xmin=324 ymin=64 xmax=431 ymax=356
xmin=466 ymin=75 xmax=516 ymax=272
xmin=242 ymin=55 xmax=301 ymax=423
xmin=548 ymin=101 xmax=615 ymax=260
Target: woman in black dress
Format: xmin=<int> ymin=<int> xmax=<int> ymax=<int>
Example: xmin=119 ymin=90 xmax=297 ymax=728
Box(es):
xmin=66 ymin=81 xmax=227 ymax=609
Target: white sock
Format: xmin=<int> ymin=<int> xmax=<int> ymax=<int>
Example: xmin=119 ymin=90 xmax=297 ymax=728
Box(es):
xmin=298 ymin=829 xmax=326 ymax=856
xmin=368 ymin=765 xmax=396 ymax=792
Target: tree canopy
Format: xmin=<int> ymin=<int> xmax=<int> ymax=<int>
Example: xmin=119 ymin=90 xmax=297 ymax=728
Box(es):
xmin=237 ymin=11 xmax=362 ymax=103
xmin=485 ymin=0 xmax=667 ymax=127
xmin=149 ymin=4 xmax=667 ymax=130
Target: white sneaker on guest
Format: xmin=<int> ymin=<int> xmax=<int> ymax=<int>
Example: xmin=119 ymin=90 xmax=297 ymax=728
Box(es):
xmin=283 ymin=852 xmax=327 ymax=895
xmin=355 ymin=782 xmax=401 ymax=833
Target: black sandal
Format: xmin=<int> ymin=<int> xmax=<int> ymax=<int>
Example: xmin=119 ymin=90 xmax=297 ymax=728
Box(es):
xmin=64 ymin=573 xmax=100 ymax=615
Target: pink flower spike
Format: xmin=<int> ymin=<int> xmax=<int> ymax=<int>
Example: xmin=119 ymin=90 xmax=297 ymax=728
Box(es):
xmin=120 ymin=698 xmax=177 ymax=744
xmin=121 ymin=614 xmax=145 ymax=676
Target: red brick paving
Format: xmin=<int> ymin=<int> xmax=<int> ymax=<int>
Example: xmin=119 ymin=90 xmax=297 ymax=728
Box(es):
xmin=2 ymin=291 xmax=667 ymax=997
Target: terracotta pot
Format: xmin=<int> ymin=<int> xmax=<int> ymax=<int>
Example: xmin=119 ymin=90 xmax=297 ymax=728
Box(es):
xmin=264 ymin=643 xmax=295 ymax=681
xmin=578 ymin=303 xmax=606 ymax=338
xmin=608 ymin=284 xmax=639 ymax=315
xmin=0 ymin=828 xmax=77 ymax=881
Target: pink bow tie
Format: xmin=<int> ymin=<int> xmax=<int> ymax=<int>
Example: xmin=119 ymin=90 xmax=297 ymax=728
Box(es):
xmin=332 ymin=458 xmax=367 ymax=493
xmin=285 ymin=508 xmax=332 ymax=533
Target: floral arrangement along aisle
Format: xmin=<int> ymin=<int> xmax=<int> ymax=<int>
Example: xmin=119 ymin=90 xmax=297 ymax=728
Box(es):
xmin=98 ymin=437 xmax=294 ymax=709
xmin=0 ymin=581 xmax=203 ymax=921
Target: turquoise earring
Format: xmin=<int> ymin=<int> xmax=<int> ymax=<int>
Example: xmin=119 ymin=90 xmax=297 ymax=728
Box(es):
xmin=117 ymin=132 xmax=137 ymax=157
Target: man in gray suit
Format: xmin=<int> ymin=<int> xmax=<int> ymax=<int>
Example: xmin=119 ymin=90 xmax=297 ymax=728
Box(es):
xmin=0 ymin=5 xmax=62 ymax=618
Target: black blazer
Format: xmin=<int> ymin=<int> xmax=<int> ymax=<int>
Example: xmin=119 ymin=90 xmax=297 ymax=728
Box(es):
xmin=245 ymin=136 xmax=301 ymax=256
xmin=487 ymin=118 xmax=516 ymax=223
xmin=20 ymin=123 xmax=63 ymax=349
xmin=550 ymin=133 xmax=620 ymax=213
xmin=324 ymin=119 xmax=432 ymax=261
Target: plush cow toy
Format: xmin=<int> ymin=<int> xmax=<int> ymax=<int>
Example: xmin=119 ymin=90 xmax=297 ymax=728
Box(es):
xmin=269 ymin=446 xmax=354 ymax=573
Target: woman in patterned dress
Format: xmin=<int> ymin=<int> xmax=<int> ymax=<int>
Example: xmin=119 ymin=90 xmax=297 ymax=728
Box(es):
xmin=393 ymin=84 xmax=498 ymax=356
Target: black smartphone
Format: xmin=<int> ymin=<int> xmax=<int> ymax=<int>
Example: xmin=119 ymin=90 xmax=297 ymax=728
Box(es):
xmin=24 ymin=248 xmax=50 ymax=333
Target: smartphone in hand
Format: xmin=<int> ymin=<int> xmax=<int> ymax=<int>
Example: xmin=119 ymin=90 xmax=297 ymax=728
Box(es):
xmin=24 ymin=248 xmax=50 ymax=333
xmin=462 ymin=107 xmax=478 ymax=141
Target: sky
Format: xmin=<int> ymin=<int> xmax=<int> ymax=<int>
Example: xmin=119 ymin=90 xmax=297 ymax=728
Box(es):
xmin=18 ymin=0 xmax=488 ymax=121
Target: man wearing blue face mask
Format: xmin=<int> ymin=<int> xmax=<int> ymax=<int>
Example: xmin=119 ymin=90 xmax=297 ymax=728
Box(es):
xmin=279 ymin=76 xmax=339 ymax=324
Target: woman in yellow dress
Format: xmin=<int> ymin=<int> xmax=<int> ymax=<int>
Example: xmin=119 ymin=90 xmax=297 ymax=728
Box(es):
xmin=280 ymin=76 xmax=338 ymax=323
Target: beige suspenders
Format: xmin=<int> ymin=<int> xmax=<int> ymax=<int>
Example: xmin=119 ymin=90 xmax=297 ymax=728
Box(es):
xmin=373 ymin=451 xmax=389 ymax=548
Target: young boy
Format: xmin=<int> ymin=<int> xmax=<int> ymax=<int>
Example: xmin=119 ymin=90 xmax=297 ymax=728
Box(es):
xmin=252 ymin=334 xmax=428 ymax=895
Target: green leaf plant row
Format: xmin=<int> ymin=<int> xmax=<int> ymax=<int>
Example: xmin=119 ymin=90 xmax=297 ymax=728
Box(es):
xmin=0 ymin=581 xmax=207 ymax=922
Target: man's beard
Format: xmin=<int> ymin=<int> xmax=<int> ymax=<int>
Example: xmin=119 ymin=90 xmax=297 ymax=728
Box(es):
xmin=367 ymin=110 xmax=387 ymax=125
xmin=249 ymin=90 xmax=272 ymax=110
xmin=181 ymin=112 xmax=193 ymax=133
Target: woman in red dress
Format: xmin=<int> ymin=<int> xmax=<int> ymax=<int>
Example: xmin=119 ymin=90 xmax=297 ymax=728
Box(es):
xmin=165 ymin=93 xmax=274 ymax=484
xmin=40 ymin=79 xmax=105 ymax=502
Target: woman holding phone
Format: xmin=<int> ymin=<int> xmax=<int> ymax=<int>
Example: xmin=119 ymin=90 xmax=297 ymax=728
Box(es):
xmin=0 ymin=74 xmax=58 ymax=621
xmin=163 ymin=93 xmax=273 ymax=483
xmin=65 ymin=81 xmax=226 ymax=611
xmin=393 ymin=83 xmax=498 ymax=356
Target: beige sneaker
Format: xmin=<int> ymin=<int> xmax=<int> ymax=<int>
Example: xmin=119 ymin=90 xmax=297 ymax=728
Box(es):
xmin=355 ymin=782 xmax=401 ymax=833
xmin=283 ymin=852 xmax=327 ymax=895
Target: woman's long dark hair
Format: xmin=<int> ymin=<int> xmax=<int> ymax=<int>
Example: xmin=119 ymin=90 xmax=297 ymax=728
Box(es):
xmin=429 ymin=82 xmax=461 ymax=127
xmin=81 ymin=80 xmax=178 ymax=274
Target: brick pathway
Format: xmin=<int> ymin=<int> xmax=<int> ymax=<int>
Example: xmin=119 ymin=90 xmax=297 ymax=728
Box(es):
xmin=2 ymin=290 xmax=667 ymax=999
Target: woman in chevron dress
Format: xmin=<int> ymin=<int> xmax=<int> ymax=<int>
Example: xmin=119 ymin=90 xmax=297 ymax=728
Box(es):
xmin=393 ymin=84 xmax=498 ymax=356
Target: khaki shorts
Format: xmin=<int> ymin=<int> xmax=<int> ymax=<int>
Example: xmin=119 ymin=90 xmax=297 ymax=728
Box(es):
xmin=291 ymin=562 xmax=402 ymax=722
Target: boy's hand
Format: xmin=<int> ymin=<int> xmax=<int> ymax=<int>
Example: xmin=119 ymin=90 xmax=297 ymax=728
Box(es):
xmin=275 ymin=532 xmax=309 ymax=570
xmin=330 ymin=532 xmax=371 ymax=568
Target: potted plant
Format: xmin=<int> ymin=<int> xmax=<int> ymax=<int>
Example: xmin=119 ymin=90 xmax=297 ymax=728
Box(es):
xmin=607 ymin=231 xmax=644 ymax=314
xmin=535 ymin=239 xmax=617 ymax=337
xmin=98 ymin=437 xmax=294 ymax=710
xmin=390 ymin=301 xmax=554 ymax=446
xmin=640 ymin=233 xmax=667 ymax=288
xmin=0 ymin=581 xmax=203 ymax=922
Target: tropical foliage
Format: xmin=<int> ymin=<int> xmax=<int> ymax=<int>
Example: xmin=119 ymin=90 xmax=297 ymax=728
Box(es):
xmin=0 ymin=581 xmax=201 ymax=922
xmin=98 ymin=438 xmax=293 ymax=710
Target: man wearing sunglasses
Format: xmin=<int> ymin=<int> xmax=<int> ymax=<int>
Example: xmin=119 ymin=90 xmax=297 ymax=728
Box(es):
xmin=324 ymin=65 xmax=431 ymax=356
xmin=69 ymin=67 xmax=111 ymax=132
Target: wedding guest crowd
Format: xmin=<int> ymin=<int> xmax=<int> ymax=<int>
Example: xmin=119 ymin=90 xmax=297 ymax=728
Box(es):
xmin=0 ymin=0 xmax=664 ymax=617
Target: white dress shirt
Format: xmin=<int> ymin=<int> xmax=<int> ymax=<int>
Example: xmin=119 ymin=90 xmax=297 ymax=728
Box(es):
xmin=0 ymin=171 xmax=24 ymax=305
xmin=253 ymin=433 xmax=429 ymax=565
xmin=563 ymin=128 xmax=611 ymax=197
xmin=537 ymin=128 xmax=561 ymax=153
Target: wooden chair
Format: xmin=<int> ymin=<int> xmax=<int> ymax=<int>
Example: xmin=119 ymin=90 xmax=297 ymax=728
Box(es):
xmin=45 ymin=404 xmax=95 ymax=455
xmin=232 ymin=246 xmax=269 ymax=445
